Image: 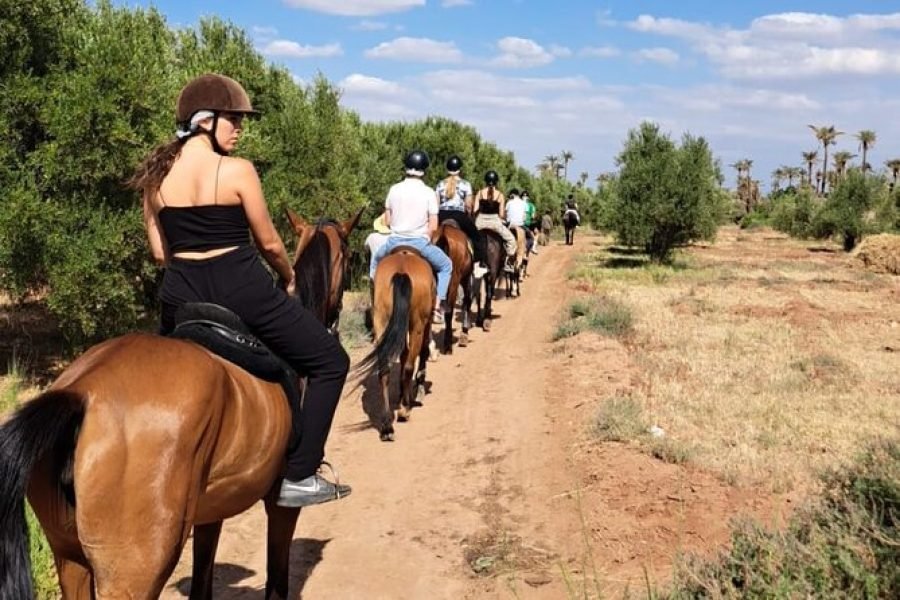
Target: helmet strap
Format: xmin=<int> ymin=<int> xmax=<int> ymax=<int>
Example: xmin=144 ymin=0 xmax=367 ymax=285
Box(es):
xmin=204 ymin=114 xmax=229 ymax=156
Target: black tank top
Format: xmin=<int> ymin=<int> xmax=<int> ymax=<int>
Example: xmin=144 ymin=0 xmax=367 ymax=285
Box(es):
xmin=156 ymin=156 xmax=251 ymax=253
xmin=479 ymin=189 xmax=500 ymax=215
xmin=158 ymin=205 xmax=250 ymax=253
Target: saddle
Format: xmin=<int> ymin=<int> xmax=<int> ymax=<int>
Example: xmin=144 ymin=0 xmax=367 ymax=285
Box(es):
xmin=169 ymin=302 xmax=302 ymax=451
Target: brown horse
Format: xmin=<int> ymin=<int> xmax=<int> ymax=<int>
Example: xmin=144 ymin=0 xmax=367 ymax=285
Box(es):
xmin=356 ymin=248 xmax=434 ymax=442
xmin=0 ymin=209 xmax=361 ymax=599
xmin=433 ymin=221 xmax=473 ymax=353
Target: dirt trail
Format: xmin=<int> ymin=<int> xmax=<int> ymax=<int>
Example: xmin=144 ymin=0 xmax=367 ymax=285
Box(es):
xmin=163 ymin=234 xmax=787 ymax=599
xmin=163 ymin=238 xmax=583 ymax=599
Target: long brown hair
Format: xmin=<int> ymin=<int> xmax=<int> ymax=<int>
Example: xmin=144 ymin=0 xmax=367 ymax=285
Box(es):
xmin=127 ymin=137 xmax=186 ymax=195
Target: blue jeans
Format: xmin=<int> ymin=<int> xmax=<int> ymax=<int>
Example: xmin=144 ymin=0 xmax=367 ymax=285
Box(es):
xmin=369 ymin=236 xmax=453 ymax=301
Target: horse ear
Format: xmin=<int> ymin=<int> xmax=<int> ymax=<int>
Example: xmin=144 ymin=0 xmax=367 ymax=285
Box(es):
xmin=339 ymin=207 xmax=365 ymax=239
xmin=285 ymin=208 xmax=309 ymax=235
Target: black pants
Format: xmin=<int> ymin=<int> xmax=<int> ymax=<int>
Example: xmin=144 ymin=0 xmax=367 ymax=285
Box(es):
xmin=159 ymin=246 xmax=349 ymax=481
xmin=438 ymin=210 xmax=486 ymax=264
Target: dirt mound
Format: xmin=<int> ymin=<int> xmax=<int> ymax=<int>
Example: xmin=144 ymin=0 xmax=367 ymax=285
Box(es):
xmin=853 ymin=234 xmax=900 ymax=275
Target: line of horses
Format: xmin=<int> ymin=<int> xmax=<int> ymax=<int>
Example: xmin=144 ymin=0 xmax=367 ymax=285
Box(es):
xmin=0 ymin=211 xmax=540 ymax=599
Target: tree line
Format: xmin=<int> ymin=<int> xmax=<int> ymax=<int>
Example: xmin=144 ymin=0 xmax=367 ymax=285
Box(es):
xmin=0 ymin=0 xmax=587 ymax=347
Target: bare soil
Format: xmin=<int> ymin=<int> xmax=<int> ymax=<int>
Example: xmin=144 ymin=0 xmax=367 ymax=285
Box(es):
xmin=156 ymin=233 xmax=790 ymax=599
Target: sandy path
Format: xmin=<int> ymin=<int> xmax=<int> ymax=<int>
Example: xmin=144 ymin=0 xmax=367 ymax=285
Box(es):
xmin=163 ymin=237 xmax=584 ymax=599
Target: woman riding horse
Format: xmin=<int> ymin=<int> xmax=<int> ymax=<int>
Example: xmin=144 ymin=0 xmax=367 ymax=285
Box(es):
xmin=0 ymin=74 xmax=359 ymax=599
xmin=435 ymin=155 xmax=487 ymax=279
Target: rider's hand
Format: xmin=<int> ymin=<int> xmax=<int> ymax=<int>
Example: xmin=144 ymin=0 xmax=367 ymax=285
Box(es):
xmin=281 ymin=275 xmax=296 ymax=295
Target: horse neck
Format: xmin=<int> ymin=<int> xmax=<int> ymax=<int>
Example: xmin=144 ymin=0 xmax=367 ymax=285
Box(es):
xmin=294 ymin=228 xmax=341 ymax=326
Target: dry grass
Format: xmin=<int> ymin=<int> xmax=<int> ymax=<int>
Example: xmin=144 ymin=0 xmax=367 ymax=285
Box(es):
xmin=572 ymin=226 xmax=900 ymax=492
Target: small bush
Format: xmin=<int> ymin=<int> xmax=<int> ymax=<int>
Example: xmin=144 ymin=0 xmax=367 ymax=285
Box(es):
xmin=815 ymin=171 xmax=883 ymax=251
xmin=554 ymin=295 xmax=633 ymax=341
xmin=770 ymin=188 xmax=819 ymax=239
xmin=592 ymin=395 xmax=647 ymax=442
xmin=664 ymin=439 xmax=900 ymax=599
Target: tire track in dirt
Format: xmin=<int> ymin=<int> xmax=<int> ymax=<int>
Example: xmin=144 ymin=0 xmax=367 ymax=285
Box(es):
xmin=163 ymin=237 xmax=585 ymax=599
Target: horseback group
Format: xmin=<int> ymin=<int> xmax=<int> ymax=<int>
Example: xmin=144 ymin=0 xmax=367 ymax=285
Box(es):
xmin=360 ymin=149 xmax=541 ymax=440
xmin=0 ymin=74 xmax=539 ymax=598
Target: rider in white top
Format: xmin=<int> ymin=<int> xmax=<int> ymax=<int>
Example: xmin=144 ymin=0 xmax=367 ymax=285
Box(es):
xmin=505 ymin=189 xmax=527 ymax=228
xmin=368 ymin=150 xmax=453 ymax=323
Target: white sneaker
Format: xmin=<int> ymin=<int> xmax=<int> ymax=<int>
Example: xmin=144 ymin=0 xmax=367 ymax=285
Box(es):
xmin=473 ymin=264 xmax=488 ymax=278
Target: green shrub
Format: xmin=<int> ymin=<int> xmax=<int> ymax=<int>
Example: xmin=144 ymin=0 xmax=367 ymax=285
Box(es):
xmin=607 ymin=122 xmax=728 ymax=263
xmin=44 ymin=205 xmax=152 ymax=346
xmin=770 ymin=188 xmax=820 ymax=238
xmin=815 ymin=171 xmax=882 ymax=251
xmin=664 ymin=439 xmax=900 ymax=599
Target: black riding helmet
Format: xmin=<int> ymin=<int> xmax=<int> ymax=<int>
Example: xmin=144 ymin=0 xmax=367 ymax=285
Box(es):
xmin=484 ymin=170 xmax=499 ymax=186
xmin=446 ymin=155 xmax=463 ymax=172
xmin=404 ymin=150 xmax=430 ymax=171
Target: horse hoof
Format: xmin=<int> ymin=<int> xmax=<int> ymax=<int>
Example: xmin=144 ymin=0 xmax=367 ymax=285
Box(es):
xmin=459 ymin=333 xmax=468 ymax=347
xmin=483 ymin=320 xmax=492 ymax=332
xmin=397 ymin=414 xmax=409 ymax=422
xmin=380 ymin=431 xmax=395 ymax=442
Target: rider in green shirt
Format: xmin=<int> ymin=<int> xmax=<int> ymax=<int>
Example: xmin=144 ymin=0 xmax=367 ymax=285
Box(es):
xmin=523 ymin=190 xmax=538 ymax=255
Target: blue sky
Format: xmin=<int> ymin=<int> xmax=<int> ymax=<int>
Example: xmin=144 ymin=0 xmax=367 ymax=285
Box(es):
xmin=122 ymin=1 xmax=900 ymax=190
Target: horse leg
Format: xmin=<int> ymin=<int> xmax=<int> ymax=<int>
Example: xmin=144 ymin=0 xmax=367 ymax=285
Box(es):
xmin=57 ymin=558 xmax=93 ymax=599
xmin=263 ymin=498 xmax=302 ymax=600
xmin=187 ymin=521 xmax=223 ymax=600
xmin=483 ymin=276 xmax=494 ymax=331
xmin=396 ymin=343 xmax=413 ymax=422
xmin=474 ymin=274 xmax=484 ymax=328
xmin=378 ymin=367 xmax=394 ymax=441
xmin=459 ymin=277 xmax=471 ymax=347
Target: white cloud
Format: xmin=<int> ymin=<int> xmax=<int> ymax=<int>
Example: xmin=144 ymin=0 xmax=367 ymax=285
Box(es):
xmin=626 ymin=11 xmax=900 ymax=80
xmin=282 ymin=0 xmax=424 ymax=16
xmin=634 ymin=47 xmax=680 ymax=65
xmin=549 ymin=44 xmax=572 ymax=58
xmin=339 ymin=73 xmax=404 ymax=96
xmin=261 ymin=40 xmax=343 ymax=58
xmin=491 ymin=37 xmax=554 ymax=68
xmin=441 ymin=0 xmax=472 ymax=7
xmin=364 ymin=37 xmax=463 ymax=62
xmin=252 ymin=26 xmax=279 ymax=38
xmin=351 ymin=20 xmax=390 ymax=31
xmin=579 ymin=45 xmax=620 ymax=58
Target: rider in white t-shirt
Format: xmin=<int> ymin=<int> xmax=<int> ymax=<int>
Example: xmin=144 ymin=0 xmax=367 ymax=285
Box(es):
xmin=368 ymin=150 xmax=453 ymax=323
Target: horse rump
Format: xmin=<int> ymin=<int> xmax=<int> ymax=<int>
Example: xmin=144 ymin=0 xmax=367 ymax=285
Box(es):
xmin=355 ymin=272 xmax=412 ymax=378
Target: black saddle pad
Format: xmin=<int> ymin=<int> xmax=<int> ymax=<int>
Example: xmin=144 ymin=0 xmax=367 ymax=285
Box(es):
xmin=169 ymin=302 xmax=302 ymax=451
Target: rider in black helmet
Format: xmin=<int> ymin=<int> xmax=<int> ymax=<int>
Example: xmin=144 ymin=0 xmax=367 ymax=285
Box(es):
xmin=369 ymin=150 xmax=453 ymax=324
xmin=473 ymin=170 xmax=517 ymax=272
xmin=435 ymin=155 xmax=487 ymax=277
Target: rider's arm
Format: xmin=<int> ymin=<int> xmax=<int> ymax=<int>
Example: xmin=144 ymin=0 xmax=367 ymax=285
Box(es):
xmin=471 ymin=189 xmax=480 ymax=215
xmin=142 ymin=193 xmax=168 ymax=266
xmin=498 ymin=193 xmax=507 ymax=220
xmin=234 ymin=158 xmax=295 ymax=286
xmin=427 ymin=190 xmax=439 ymax=235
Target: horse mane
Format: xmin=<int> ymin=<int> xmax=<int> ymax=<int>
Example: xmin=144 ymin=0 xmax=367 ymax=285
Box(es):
xmin=295 ymin=219 xmax=337 ymax=324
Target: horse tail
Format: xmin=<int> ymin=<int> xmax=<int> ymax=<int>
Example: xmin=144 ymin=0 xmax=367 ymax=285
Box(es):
xmin=0 ymin=390 xmax=85 ymax=598
xmin=357 ymin=273 xmax=412 ymax=378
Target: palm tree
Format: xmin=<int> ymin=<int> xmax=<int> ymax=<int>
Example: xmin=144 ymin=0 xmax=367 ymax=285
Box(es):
xmin=771 ymin=166 xmax=786 ymax=191
xmin=578 ymin=171 xmax=589 ymax=187
xmin=809 ymin=124 xmax=843 ymax=194
xmin=560 ymin=150 xmax=574 ymax=180
xmin=885 ymin=158 xmax=900 ymax=186
xmin=856 ymin=130 xmax=876 ymax=173
xmin=786 ymin=166 xmax=803 ymax=188
xmin=801 ymin=150 xmax=818 ymax=186
xmin=832 ymin=151 xmax=856 ymax=179
xmin=544 ymin=154 xmax=559 ymax=179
